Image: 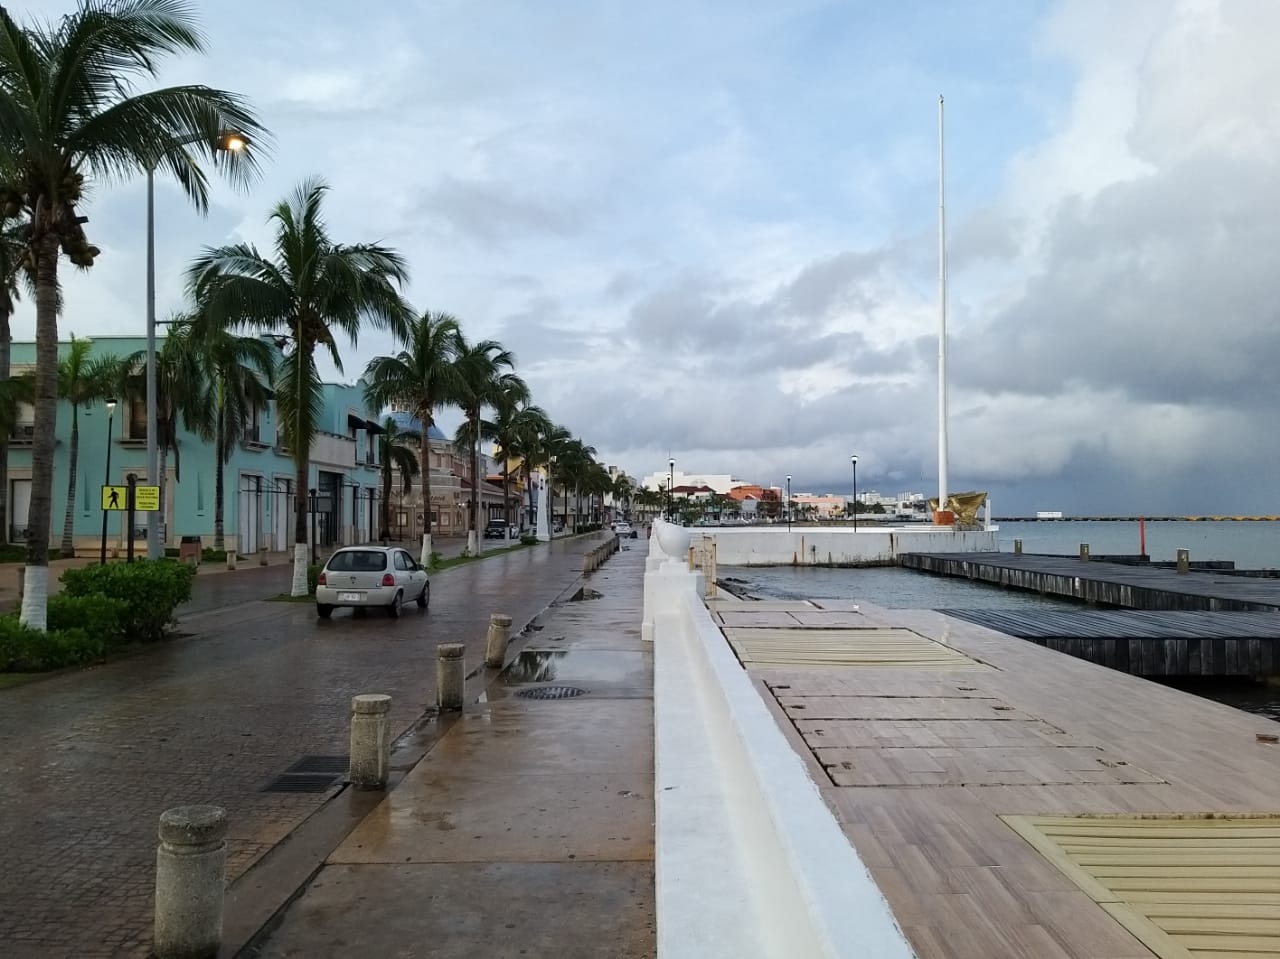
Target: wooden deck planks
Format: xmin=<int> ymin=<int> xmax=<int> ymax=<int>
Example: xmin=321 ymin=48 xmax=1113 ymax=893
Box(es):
xmin=902 ymin=552 xmax=1280 ymax=611
xmin=722 ymin=598 xmax=1280 ymax=959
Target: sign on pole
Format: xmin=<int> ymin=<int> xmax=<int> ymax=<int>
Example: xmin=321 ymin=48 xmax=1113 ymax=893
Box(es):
xmin=101 ymin=484 xmax=160 ymax=512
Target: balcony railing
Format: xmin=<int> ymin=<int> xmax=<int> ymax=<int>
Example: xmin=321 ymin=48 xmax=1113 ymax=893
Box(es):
xmin=8 ymin=424 xmax=34 ymax=445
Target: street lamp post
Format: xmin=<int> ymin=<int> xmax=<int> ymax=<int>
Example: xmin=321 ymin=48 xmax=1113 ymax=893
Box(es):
xmin=548 ymin=455 xmax=556 ymax=536
xmin=145 ymin=132 xmax=249 ymax=561
xmin=786 ymin=475 xmax=792 ymax=532
xmin=668 ymin=458 xmax=674 ymax=522
xmin=100 ymin=398 xmax=117 ymax=565
xmin=850 ymin=455 xmax=858 ymax=532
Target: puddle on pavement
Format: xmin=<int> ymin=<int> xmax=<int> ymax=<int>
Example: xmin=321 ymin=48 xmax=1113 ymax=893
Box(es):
xmin=496 ymin=649 xmax=649 ymax=686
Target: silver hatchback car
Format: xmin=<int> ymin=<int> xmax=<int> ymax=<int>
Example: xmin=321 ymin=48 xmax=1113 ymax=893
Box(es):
xmin=315 ymin=546 xmax=430 ymax=619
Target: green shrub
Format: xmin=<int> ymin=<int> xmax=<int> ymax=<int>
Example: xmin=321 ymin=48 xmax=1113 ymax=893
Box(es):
xmin=0 ymin=617 xmax=101 ymax=672
xmin=520 ymin=534 xmax=538 ymax=545
xmin=201 ymin=547 xmax=227 ymax=563
xmin=46 ymin=593 xmax=128 ymax=651
xmin=61 ymin=560 xmax=196 ymax=643
xmin=307 ymin=564 xmax=321 ymax=594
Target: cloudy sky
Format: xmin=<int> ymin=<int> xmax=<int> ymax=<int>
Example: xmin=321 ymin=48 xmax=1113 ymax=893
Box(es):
xmin=9 ymin=0 xmax=1280 ymax=515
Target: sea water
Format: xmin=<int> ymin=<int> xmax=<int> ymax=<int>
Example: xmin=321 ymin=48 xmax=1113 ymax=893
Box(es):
xmin=723 ymin=520 xmax=1280 ymax=720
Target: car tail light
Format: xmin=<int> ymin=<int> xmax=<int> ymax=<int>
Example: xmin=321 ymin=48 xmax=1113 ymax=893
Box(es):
xmin=382 ymin=573 xmax=395 ymax=587
xmin=317 ymin=571 xmax=326 ymax=586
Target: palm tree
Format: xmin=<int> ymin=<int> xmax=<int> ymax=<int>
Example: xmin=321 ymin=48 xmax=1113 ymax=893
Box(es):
xmin=612 ymin=475 xmax=635 ymax=521
xmin=489 ymin=394 xmax=543 ymax=531
xmin=363 ymin=311 xmax=464 ymax=564
xmin=0 ymin=0 xmax=267 ymax=628
xmin=513 ymin=420 xmax=568 ymax=531
xmin=189 ymin=179 xmax=409 ymax=595
xmin=186 ymin=324 xmax=274 ymax=551
xmin=58 ymin=337 xmax=130 ymax=555
xmin=376 ymin=417 xmax=419 ymax=541
xmin=0 ymin=219 xmax=28 ymax=546
xmin=451 ymin=335 xmax=522 ymax=553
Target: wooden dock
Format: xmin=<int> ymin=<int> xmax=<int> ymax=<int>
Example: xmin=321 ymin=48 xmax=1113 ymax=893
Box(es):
xmin=901 ymin=551 xmax=1280 ymax=611
xmin=940 ymin=607 xmax=1280 ymax=676
xmin=709 ymin=595 xmax=1280 ymax=959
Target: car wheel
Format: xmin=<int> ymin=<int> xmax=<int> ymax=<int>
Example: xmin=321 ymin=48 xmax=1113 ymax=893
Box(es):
xmin=317 ymin=604 xmax=334 ymax=619
xmin=388 ymin=590 xmax=403 ymax=618
xmin=416 ymin=582 xmax=429 ymax=608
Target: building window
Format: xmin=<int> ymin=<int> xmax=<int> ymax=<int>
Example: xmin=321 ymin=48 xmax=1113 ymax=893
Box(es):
xmin=127 ymin=398 xmax=146 ymax=440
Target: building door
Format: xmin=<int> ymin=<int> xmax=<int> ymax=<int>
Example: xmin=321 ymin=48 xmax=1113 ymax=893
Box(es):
xmin=10 ymin=478 xmax=30 ymax=543
xmin=238 ymin=475 xmax=261 ymax=553
xmin=273 ymin=478 xmax=291 ymax=551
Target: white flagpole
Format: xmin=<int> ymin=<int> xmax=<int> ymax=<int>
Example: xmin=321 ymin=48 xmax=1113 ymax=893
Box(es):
xmin=937 ymin=94 xmax=950 ymax=519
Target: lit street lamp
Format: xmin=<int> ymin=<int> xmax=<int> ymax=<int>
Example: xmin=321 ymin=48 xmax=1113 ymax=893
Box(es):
xmin=668 ymin=457 xmax=674 ymax=522
xmin=146 ymin=131 xmax=250 ymax=561
xmin=850 ymin=454 xmax=858 ymax=532
xmin=786 ymin=474 xmax=792 ymax=532
xmin=100 ymin=397 xmax=117 ymax=565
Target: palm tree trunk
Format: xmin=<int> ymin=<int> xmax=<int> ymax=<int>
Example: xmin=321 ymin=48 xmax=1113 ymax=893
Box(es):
xmin=379 ymin=462 xmax=392 ymax=541
xmin=157 ymin=442 xmax=169 ymax=551
xmin=0 ymin=300 xmax=11 ymax=546
xmin=419 ymin=417 xmax=432 ymax=565
xmin=60 ymin=404 xmax=80 ymax=555
xmin=213 ymin=411 xmax=225 ymax=551
xmin=21 ymin=232 xmax=61 ymax=630
xmin=469 ymin=410 xmax=481 ymax=554
xmin=291 ymin=456 xmax=309 ymax=596
xmin=501 ymin=465 xmax=511 ymax=530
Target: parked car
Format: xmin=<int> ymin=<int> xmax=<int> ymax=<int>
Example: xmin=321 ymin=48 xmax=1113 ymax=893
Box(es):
xmin=613 ymin=522 xmax=637 ymax=539
xmin=315 ymin=546 xmax=429 ymax=619
xmin=484 ymin=519 xmax=515 ymax=539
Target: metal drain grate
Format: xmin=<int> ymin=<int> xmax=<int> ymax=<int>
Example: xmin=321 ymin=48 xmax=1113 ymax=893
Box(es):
xmin=284 ymin=754 xmax=348 ymax=775
xmin=261 ymin=755 xmax=349 ymax=793
xmin=260 ymin=773 xmax=341 ymax=793
xmin=516 ymin=685 xmax=587 ymax=700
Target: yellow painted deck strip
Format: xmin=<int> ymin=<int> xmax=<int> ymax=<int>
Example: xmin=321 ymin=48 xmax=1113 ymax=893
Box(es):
xmin=1007 ymin=814 xmax=1280 ymax=958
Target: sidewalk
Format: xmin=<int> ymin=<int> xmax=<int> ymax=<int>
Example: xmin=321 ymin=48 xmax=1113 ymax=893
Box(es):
xmin=249 ymin=541 xmax=654 ymax=958
xmin=0 ymin=533 xmax=613 ymax=958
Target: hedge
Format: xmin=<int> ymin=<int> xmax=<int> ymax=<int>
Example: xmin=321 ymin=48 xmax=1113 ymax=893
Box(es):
xmin=0 ymin=617 xmax=100 ymax=672
xmin=60 ymin=560 xmax=195 ymax=644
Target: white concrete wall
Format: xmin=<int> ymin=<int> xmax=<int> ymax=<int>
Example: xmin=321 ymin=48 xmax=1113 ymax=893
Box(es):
xmin=647 ymin=521 xmax=917 ymax=958
xmin=692 ymin=525 xmax=998 ymax=566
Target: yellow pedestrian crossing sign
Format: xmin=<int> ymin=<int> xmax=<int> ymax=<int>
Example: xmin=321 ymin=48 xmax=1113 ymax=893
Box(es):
xmin=101 ymin=485 xmax=160 ymax=511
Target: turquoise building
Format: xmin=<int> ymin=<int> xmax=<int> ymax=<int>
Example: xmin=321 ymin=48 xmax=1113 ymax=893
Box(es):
xmin=7 ymin=335 xmax=387 ymax=556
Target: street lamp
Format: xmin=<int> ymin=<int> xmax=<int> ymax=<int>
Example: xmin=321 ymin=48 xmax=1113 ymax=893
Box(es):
xmin=850 ymin=455 xmax=858 ymax=532
xmin=145 ymin=131 xmax=250 ymax=561
xmin=100 ymin=397 xmax=117 ymax=565
xmin=668 ymin=458 xmax=674 ymax=522
xmin=548 ymin=455 xmax=557 ymax=536
xmin=786 ymin=475 xmax=792 ymax=532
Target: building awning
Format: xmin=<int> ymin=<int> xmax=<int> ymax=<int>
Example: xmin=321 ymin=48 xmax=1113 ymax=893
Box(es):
xmin=348 ymin=413 xmax=386 ymax=435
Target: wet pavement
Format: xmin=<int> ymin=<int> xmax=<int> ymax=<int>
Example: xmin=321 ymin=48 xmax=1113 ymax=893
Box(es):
xmin=0 ymin=534 xmax=615 ymax=958
xmin=251 ymin=542 xmax=654 ymax=958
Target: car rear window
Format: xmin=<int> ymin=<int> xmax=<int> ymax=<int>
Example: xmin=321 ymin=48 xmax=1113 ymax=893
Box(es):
xmin=326 ymin=550 xmax=388 ymax=572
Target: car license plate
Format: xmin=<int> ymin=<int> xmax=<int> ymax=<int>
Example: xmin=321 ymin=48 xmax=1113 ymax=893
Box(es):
xmin=338 ymin=591 xmax=363 ymax=602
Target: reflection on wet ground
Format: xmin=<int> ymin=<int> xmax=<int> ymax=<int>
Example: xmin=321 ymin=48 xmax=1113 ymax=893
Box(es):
xmin=498 ymin=649 xmax=650 ymax=686
xmin=1159 ymin=677 xmax=1280 ymax=721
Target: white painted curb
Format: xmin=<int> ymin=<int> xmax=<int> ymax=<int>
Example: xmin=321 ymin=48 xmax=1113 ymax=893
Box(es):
xmin=650 ymin=562 xmax=917 ymax=958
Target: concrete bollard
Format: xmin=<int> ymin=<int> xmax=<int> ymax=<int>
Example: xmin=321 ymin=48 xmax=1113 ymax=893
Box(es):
xmin=154 ymin=804 xmax=227 ymax=959
xmin=226 ymin=551 xmax=237 ymax=571
xmin=1177 ymin=547 xmax=1190 ymax=573
xmin=348 ymin=694 xmax=392 ymax=789
xmin=258 ymin=551 xmax=268 ymax=566
xmin=437 ymin=643 xmax=465 ymax=711
xmin=485 ymin=614 xmax=513 ymax=668
xmin=1014 ymin=539 xmax=1023 ymax=554
xmin=1079 ymin=543 xmax=1090 ymax=561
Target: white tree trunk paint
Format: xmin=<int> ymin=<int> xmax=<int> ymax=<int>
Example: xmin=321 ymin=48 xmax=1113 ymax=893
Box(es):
xmin=420 ymin=532 xmax=432 ymax=567
xmin=290 ymin=542 xmax=308 ymax=597
xmin=19 ymin=566 xmax=49 ymax=631
xmin=466 ymin=530 xmax=479 ymax=556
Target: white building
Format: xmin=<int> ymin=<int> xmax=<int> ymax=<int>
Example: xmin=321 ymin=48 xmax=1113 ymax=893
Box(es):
xmin=640 ymin=469 xmax=743 ymax=495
